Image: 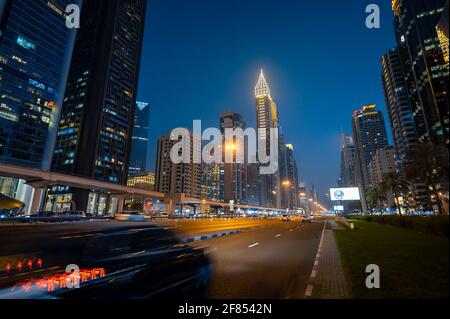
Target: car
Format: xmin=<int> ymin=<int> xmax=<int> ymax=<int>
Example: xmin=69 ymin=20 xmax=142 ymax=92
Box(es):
xmin=302 ymin=216 xmax=313 ymax=223
xmin=0 ymin=226 xmax=212 ymax=299
xmin=115 ymin=211 xmax=146 ymax=222
xmin=281 ymin=214 xmax=292 ymax=222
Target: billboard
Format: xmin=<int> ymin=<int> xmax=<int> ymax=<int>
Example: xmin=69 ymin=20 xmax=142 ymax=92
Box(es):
xmin=143 ymin=198 xmax=166 ymax=214
xmin=334 ymin=205 xmax=344 ymax=211
xmin=330 ymin=187 xmax=361 ymax=201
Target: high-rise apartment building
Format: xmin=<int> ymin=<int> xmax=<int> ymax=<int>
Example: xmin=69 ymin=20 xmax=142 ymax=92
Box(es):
xmin=129 ymin=101 xmax=151 ymax=177
xmin=392 ymin=0 xmax=449 ymax=144
xmin=155 ymin=132 xmax=201 ymax=199
xmin=51 ymin=0 xmax=147 ymax=212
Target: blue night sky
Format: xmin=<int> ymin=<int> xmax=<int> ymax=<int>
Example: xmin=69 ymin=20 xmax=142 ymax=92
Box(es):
xmin=138 ymin=0 xmax=396 ymax=198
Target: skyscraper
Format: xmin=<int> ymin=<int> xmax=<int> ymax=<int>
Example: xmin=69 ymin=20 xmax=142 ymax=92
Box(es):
xmin=0 ymin=0 xmax=79 ymax=169
xmin=283 ymin=143 xmax=300 ymax=210
xmin=381 ymin=48 xmax=418 ymax=163
xmin=255 ymin=70 xmax=281 ymax=209
xmin=436 ymin=1 xmax=449 ymax=65
xmin=0 ymin=0 xmax=80 ymax=214
xmin=352 ymin=104 xmax=389 ymax=210
xmin=155 ymin=132 xmax=201 ymax=199
xmin=392 ymin=0 xmax=449 ymax=144
xmin=339 ymin=134 xmax=357 ymax=187
xmin=129 ymin=101 xmax=151 ymax=177
xmin=51 ymin=0 xmax=147 ymax=212
xmin=220 ymin=112 xmax=247 ymax=205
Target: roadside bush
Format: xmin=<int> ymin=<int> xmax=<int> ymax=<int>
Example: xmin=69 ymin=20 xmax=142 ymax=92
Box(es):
xmin=347 ymin=215 xmax=449 ymax=237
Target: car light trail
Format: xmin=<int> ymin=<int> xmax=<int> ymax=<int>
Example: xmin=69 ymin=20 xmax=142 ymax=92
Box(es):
xmin=12 ymin=268 xmax=106 ymax=293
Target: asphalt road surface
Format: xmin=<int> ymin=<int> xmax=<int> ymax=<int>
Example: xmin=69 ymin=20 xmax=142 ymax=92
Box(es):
xmin=0 ymin=219 xmax=325 ymax=299
xmin=193 ymin=221 xmax=324 ymax=299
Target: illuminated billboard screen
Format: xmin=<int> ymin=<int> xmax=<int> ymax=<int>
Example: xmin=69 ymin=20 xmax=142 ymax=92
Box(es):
xmin=330 ymin=188 xmax=361 ymax=201
xmin=334 ymin=205 xmax=344 ymax=211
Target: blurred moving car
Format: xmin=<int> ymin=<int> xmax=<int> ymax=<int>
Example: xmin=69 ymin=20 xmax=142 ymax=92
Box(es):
xmin=281 ymin=214 xmax=292 ymax=222
xmin=0 ymin=226 xmax=212 ymax=299
xmin=302 ymin=216 xmax=313 ymax=223
xmin=115 ymin=211 xmax=146 ymax=222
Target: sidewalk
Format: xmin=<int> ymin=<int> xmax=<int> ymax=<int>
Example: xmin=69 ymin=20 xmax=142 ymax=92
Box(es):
xmin=307 ymin=220 xmax=351 ymax=299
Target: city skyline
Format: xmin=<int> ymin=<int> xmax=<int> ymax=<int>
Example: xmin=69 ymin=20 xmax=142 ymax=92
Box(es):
xmin=0 ymin=0 xmax=448 ymax=304
xmin=138 ymin=0 xmax=397 ymax=196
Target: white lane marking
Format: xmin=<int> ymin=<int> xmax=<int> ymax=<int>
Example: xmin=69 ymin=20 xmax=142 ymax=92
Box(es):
xmin=60 ymin=233 xmax=96 ymax=239
xmin=248 ymin=243 xmax=260 ymax=248
xmin=289 ymin=229 xmax=294 ymax=232
xmin=304 ymin=220 xmax=327 ymax=298
xmin=275 ymin=234 xmax=281 ymax=238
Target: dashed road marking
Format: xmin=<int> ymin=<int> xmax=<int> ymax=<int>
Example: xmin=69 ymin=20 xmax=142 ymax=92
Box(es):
xmin=305 ymin=220 xmax=327 ymax=298
xmin=275 ymin=234 xmax=281 ymax=238
xmin=248 ymin=243 xmax=260 ymax=248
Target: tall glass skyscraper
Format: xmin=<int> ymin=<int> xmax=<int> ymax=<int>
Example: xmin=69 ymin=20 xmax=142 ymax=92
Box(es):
xmin=51 ymin=0 xmax=147 ymax=213
xmin=381 ymin=48 xmax=417 ymax=162
xmin=392 ymin=0 xmax=449 ymax=144
xmin=352 ymin=105 xmax=389 ymax=211
xmin=0 ymin=0 xmax=79 ymax=169
xmin=255 ymin=70 xmax=281 ymax=209
xmin=129 ymin=101 xmax=151 ymax=177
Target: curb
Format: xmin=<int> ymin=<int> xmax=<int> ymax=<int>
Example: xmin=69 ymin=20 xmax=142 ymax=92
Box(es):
xmin=181 ymin=230 xmax=241 ymax=243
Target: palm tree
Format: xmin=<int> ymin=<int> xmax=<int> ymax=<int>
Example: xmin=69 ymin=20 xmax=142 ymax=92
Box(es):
xmin=379 ymin=171 xmax=409 ymax=216
xmin=365 ymin=186 xmax=380 ymax=213
xmin=403 ymin=143 xmax=449 ymax=215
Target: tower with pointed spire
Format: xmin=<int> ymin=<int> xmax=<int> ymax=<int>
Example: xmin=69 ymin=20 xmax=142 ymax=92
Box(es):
xmin=254 ymin=69 xmax=281 ymax=209
xmin=255 ymin=69 xmax=271 ymax=97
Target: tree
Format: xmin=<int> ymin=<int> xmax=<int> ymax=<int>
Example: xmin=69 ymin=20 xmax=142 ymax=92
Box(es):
xmin=403 ymin=142 xmax=449 ymax=215
xmin=365 ymin=186 xmax=380 ymax=212
xmin=379 ymin=171 xmax=409 ymax=216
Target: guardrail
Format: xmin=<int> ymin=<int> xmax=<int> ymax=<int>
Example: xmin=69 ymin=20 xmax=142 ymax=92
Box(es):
xmin=0 ymin=216 xmax=113 ymax=224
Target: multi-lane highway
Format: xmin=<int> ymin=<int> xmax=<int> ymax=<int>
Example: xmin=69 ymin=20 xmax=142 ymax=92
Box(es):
xmin=194 ymin=221 xmax=324 ymax=299
xmin=0 ymin=218 xmax=326 ymax=299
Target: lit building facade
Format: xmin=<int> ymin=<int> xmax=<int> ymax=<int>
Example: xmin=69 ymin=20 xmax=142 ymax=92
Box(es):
xmin=155 ymin=132 xmax=201 ymax=199
xmin=201 ymin=162 xmax=222 ymax=202
xmin=0 ymin=0 xmax=79 ymax=169
xmin=51 ymin=0 xmax=147 ymax=213
xmin=368 ymin=146 xmax=397 ymax=206
xmin=392 ymin=0 xmax=449 ymax=144
xmin=127 ymin=171 xmax=155 ymax=191
xmin=220 ymin=111 xmax=247 ymax=205
xmin=352 ymin=104 xmax=389 ymax=211
xmin=129 ymin=101 xmax=151 ymax=177
xmin=255 ymin=70 xmax=281 ymax=209
xmin=283 ymin=143 xmax=300 ymax=210
xmin=0 ymin=0 xmax=80 ymax=214
xmin=381 ymin=48 xmax=418 ymax=162
xmin=436 ymin=1 xmax=449 ymax=64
